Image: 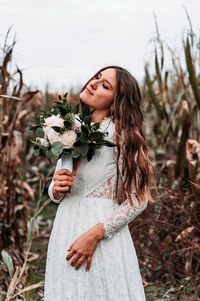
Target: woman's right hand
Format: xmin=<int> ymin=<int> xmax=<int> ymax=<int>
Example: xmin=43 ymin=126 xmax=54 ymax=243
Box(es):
xmin=52 ymin=169 xmax=76 ymax=200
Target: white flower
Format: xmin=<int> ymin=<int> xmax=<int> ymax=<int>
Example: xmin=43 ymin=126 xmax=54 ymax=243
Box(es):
xmin=61 ymin=130 xmax=77 ymax=148
xmin=36 ymin=137 xmax=49 ymax=147
xmin=44 ymin=126 xmax=62 ymax=145
xmin=44 ymin=115 xmax=64 ymax=128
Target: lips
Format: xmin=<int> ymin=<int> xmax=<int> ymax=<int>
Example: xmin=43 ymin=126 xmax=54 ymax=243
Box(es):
xmin=85 ymin=87 xmax=93 ymax=96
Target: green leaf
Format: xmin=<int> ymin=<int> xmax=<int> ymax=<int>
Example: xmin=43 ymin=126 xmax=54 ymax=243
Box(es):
xmin=80 ymin=143 xmax=89 ymax=157
xmin=155 ymin=48 xmax=162 ymax=93
xmin=145 ymin=65 xmax=164 ymax=119
xmin=29 ymin=125 xmax=41 ymax=131
xmin=82 ymin=104 xmax=90 ymax=117
xmin=58 ymin=94 xmax=62 ymax=100
xmin=163 ymin=92 xmax=184 ymax=144
xmin=103 ymin=140 xmax=117 ymax=147
xmin=72 ymin=148 xmax=81 ymax=158
xmin=84 ymin=116 xmax=91 ymax=125
xmin=145 ymin=285 xmax=163 ymax=293
xmin=28 ymin=138 xmax=39 ymax=146
xmin=184 ymin=36 xmax=200 ymax=109
xmin=33 ymin=148 xmax=40 ymax=156
xmin=72 ymin=103 xmax=80 ymax=114
xmin=81 ymin=125 xmax=89 ymax=135
xmin=51 ymin=126 xmax=62 ymax=133
xmin=36 ymin=127 xmax=44 ymax=138
xmin=90 ymin=132 xmax=103 ymax=140
xmin=79 ymin=133 xmax=88 ymax=143
xmin=87 ymin=147 xmax=95 ymax=161
xmin=193 ymin=104 xmax=200 ymax=132
xmin=59 ymin=106 xmax=68 ymax=116
xmin=1 ymin=250 xmax=13 ymax=278
xmin=45 ymin=148 xmax=58 ymax=160
xmin=51 ymin=141 xmax=63 ymax=156
xmin=89 ymin=108 xmax=96 ymax=115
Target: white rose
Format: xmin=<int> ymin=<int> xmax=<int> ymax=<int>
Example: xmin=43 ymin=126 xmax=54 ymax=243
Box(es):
xmin=44 ymin=115 xmax=64 ymax=128
xmin=44 ymin=126 xmax=62 ymax=145
xmin=36 ymin=137 xmax=49 ymax=147
xmin=61 ymin=130 xmax=77 ymax=148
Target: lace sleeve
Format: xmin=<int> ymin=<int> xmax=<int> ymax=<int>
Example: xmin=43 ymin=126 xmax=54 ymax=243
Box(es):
xmin=48 ymin=158 xmax=66 ymax=204
xmin=102 ymin=196 xmax=148 ymax=240
xmin=101 ymin=147 xmax=148 ymax=240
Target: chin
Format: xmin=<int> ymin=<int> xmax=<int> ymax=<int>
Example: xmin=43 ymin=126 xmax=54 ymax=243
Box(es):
xmin=79 ymin=90 xmax=90 ymax=105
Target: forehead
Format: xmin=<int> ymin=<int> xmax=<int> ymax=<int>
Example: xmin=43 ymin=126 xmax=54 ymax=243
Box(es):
xmin=98 ymin=68 xmax=117 ymax=89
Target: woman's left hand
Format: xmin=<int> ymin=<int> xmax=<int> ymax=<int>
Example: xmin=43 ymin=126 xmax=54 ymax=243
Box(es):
xmin=66 ymin=223 xmax=105 ymax=271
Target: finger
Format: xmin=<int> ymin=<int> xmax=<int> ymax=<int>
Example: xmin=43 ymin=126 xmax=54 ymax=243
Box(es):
xmin=70 ymin=253 xmax=82 ymax=266
xmin=54 ymin=175 xmax=75 ymax=182
xmin=66 ymin=249 xmax=76 ymax=261
xmin=54 ymin=186 xmax=70 ymax=192
xmin=60 ymin=181 xmax=74 ymax=187
xmin=54 ymin=180 xmax=74 ymax=187
xmin=75 ymin=255 xmax=87 ymax=270
xmin=86 ymin=255 xmax=93 ymax=271
xmin=56 ymin=169 xmax=72 ymax=176
xmin=67 ymin=240 xmax=77 ymax=251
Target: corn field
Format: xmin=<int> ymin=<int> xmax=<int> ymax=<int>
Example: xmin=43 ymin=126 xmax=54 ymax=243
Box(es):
xmin=0 ymin=19 xmax=200 ymax=300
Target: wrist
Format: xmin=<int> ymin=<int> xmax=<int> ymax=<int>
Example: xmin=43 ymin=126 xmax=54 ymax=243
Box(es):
xmin=89 ymin=223 xmax=105 ymax=241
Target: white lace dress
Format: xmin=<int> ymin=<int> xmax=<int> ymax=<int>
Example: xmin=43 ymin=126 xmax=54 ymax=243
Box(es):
xmin=44 ymin=117 xmax=148 ymax=301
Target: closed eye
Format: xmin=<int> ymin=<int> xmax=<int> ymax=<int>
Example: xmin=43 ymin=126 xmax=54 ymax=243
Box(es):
xmin=94 ymin=74 xmax=109 ymax=89
xmin=94 ymin=71 xmax=113 ymax=90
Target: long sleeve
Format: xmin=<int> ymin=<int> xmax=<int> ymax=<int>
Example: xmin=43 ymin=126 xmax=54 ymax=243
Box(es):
xmin=48 ymin=158 xmax=66 ymax=203
xmin=102 ymin=195 xmax=148 ymax=240
xmin=103 ymin=147 xmax=148 ymax=239
xmin=93 ymin=146 xmax=148 ymax=240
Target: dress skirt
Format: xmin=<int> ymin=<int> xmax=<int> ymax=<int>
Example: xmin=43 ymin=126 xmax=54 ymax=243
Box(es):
xmin=44 ymin=196 xmax=146 ymax=301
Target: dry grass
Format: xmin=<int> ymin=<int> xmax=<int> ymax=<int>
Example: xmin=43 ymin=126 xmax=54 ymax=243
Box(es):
xmin=1 ymin=13 xmax=200 ymax=299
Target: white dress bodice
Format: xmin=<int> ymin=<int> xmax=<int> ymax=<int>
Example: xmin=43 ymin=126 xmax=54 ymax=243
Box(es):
xmin=48 ymin=116 xmax=148 ymax=239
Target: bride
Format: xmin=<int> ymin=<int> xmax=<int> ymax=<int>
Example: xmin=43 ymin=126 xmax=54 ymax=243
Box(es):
xmin=44 ymin=65 xmax=156 ymax=300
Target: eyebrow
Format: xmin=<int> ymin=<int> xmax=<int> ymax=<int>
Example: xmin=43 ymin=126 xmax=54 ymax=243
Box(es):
xmin=98 ymin=72 xmax=113 ymax=89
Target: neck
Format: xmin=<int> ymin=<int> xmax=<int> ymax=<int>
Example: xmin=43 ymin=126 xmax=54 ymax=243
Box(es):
xmin=89 ymin=107 xmax=110 ymax=123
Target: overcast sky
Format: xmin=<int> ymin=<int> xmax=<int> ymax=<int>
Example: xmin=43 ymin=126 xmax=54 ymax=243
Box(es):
xmin=0 ymin=0 xmax=199 ymax=91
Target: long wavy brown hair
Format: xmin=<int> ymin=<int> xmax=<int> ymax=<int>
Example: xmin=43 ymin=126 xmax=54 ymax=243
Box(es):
xmin=79 ymin=65 xmax=157 ymax=207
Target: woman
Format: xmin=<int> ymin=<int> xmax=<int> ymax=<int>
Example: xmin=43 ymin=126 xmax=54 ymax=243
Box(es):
xmin=44 ymin=65 xmax=156 ymax=300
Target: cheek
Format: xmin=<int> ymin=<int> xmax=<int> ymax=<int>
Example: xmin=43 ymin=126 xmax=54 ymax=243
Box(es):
xmin=101 ymin=89 xmax=115 ymax=106
xmin=101 ymin=95 xmax=113 ymax=109
xmin=93 ymin=99 xmax=112 ymax=110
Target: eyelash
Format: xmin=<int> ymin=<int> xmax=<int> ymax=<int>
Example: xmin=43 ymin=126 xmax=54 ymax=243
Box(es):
xmin=94 ymin=75 xmax=109 ymax=89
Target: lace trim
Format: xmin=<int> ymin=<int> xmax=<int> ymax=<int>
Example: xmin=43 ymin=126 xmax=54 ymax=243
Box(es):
xmin=86 ymin=175 xmax=116 ymax=200
xmin=86 ymin=173 xmax=148 ymax=240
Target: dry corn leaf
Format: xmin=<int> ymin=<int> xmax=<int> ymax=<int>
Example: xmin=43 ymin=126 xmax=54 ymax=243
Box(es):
xmin=175 ymin=226 xmax=195 ymax=242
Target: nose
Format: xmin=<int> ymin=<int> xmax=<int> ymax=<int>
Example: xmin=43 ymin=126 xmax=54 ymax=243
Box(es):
xmin=89 ymin=79 xmax=98 ymax=91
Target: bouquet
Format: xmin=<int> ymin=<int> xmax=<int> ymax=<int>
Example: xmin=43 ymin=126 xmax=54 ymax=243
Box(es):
xmin=29 ymin=92 xmax=116 ymax=175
